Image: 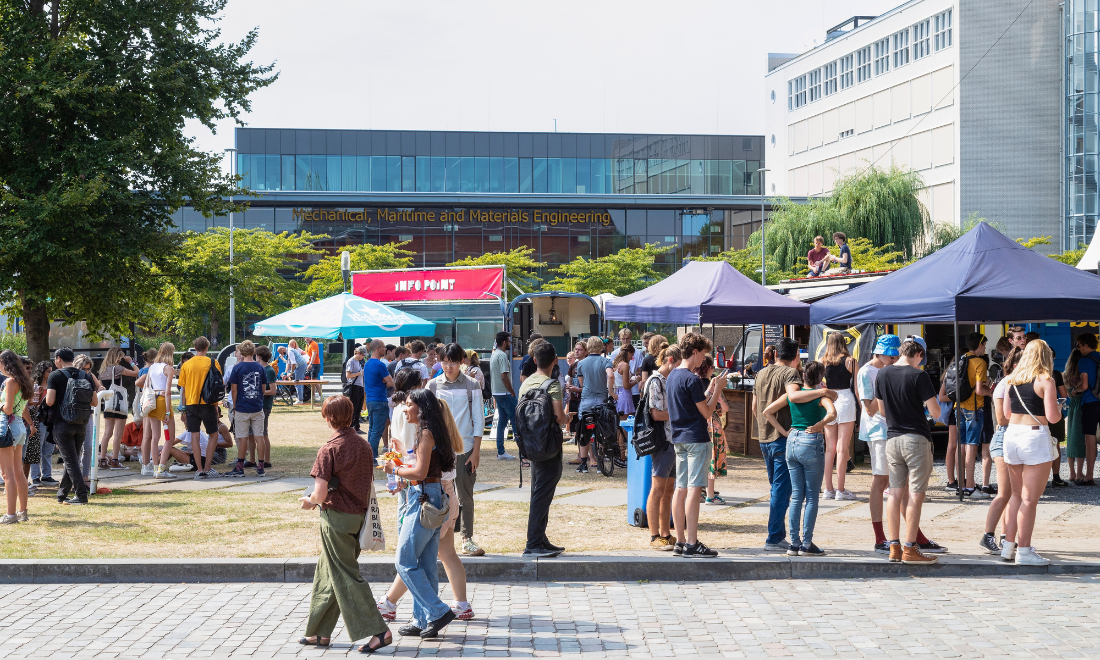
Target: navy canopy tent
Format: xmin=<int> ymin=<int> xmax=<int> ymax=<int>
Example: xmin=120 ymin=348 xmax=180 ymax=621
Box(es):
xmin=810 ymin=223 xmax=1100 ymax=325
xmin=604 ymin=260 xmax=810 ymax=325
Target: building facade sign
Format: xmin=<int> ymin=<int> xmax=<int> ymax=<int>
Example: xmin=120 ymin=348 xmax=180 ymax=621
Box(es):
xmin=292 ymin=207 xmax=612 ymax=226
xmin=352 ymin=267 xmax=504 ymax=302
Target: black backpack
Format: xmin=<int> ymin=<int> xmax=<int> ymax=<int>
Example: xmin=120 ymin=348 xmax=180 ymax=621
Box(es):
xmin=200 ymin=356 xmax=225 ymax=404
xmin=514 ymin=379 xmax=563 ymax=461
xmin=1085 ymin=353 xmax=1100 ymax=400
xmin=633 ymin=377 xmax=668 ymax=457
xmin=943 ymin=354 xmax=978 ymax=404
xmin=60 ymin=368 xmax=95 ymax=425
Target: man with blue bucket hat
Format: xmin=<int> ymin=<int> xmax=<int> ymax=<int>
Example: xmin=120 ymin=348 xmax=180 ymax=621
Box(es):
xmin=858 ymin=334 xmax=900 ymax=553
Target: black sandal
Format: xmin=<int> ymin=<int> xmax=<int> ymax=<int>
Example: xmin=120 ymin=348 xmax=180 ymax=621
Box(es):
xmin=358 ymin=631 xmax=393 ymax=654
xmin=299 ymin=636 xmax=330 ymax=646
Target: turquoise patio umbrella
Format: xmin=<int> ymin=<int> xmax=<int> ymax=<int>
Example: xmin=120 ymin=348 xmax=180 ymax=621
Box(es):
xmin=251 ymin=293 xmax=437 ymax=339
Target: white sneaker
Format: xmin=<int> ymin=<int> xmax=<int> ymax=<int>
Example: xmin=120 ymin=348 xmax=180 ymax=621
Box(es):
xmin=882 ymin=488 xmax=890 ymax=500
xmin=0 ymin=514 xmax=16 ymax=524
xmin=497 ymin=452 xmax=516 ymax=461
xmin=1001 ymin=541 xmax=1017 ymax=562
xmin=169 ymin=464 xmax=194 ymax=472
xmin=1015 ymin=546 xmax=1050 ymax=566
xmin=376 ymin=598 xmax=396 ymax=622
xmin=835 ymin=489 xmax=857 ymax=500
xmin=140 ymin=463 xmax=152 ymax=476
xmin=970 ymin=488 xmax=989 ymax=499
xmin=153 ymin=465 xmax=177 ymax=479
xmin=206 ymin=468 xmax=220 ymax=478
xmin=823 ymin=489 xmax=836 ymax=500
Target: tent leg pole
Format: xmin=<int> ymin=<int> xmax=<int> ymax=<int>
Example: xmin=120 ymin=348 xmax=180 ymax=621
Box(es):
xmin=954 ymin=320 xmax=963 ymax=502
xmin=741 ymin=324 xmax=746 ymax=375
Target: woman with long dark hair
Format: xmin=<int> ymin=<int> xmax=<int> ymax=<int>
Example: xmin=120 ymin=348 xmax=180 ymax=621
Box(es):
xmin=0 ymin=350 xmax=34 ymax=523
xmin=1064 ymin=348 xmax=1085 ymax=482
xmin=298 ymin=395 xmax=392 ymax=653
xmin=27 ymin=361 xmax=54 ymax=487
xmin=382 ymin=388 xmax=458 ymax=640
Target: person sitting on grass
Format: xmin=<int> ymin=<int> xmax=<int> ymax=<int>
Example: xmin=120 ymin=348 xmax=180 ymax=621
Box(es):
xmin=170 ymin=410 xmax=232 ymax=475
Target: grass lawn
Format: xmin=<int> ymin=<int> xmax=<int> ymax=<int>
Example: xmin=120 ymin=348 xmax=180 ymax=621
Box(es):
xmin=0 ymin=404 xmax=884 ymax=559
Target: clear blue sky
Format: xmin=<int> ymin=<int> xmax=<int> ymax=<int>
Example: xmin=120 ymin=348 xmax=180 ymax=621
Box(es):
xmin=189 ymin=0 xmax=904 ymax=167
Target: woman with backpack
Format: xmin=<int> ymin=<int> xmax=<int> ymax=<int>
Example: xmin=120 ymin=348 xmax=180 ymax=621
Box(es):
xmin=96 ymin=347 xmax=140 ymax=471
xmin=136 ymin=343 xmax=177 ymax=478
xmin=1000 ymin=339 xmax=1062 ymax=566
xmin=821 ymin=333 xmax=857 ymax=501
xmin=381 ymin=388 xmax=459 ymax=640
xmin=0 ymin=350 xmax=33 ymax=523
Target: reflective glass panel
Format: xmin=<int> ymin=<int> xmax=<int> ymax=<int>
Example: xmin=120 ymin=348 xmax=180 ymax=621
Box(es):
xmin=341 ymin=156 xmax=356 ymax=191
xmin=504 ymin=158 xmax=519 ymax=193
xmin=416 ymin=156 xmax=431 ymax=192
xmin=460 ymin=157 xmax=475 ymax=193
xmin=591 ymin=158 xmax=604 ymax=194
xmin=431 ymin=156 xmax=445 ymax=192
xmin=490 ymin=157 xmax=504 ymax=193
xmin=402 ymin=156 xmax=415 ymax=192
xmin=547 ymin=158 xmax=561 ymax=193
xmin=533 ymin=158 xmax=547 ymax=193
xmin=446 ymin=157 xmax=460 ymax=192
xmin=475 ymin=157 xmax=489 ymax=193
xmin=387 ymin=156 xmax=401 ymax=192
xmin=282 ymin=155 xmax=295 ymax=191
xmin=520 ymin=158 xmax=533 ymax=193
xmin=356 ymin=156 xmax=370 ymax=191
xmin=371 ymin=156 xmax=386 ymax=191
xmin=561 ymin=158 xmax=576 ymax=194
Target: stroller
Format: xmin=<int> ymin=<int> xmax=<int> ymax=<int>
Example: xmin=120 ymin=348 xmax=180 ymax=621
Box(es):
xmin=576 ymin=398 xmax=625 ymax=477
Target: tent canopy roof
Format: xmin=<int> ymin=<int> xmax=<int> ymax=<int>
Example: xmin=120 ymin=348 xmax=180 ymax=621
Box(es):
xmin=252 ymin=293 xmax=437 ymax=339
xmin=811 ymin=223 xmax=1100 ymax=325
xmin=604 ymin=260 xmax=810 ymax=325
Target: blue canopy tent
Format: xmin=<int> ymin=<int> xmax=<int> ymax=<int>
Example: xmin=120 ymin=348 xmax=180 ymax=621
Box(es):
xmin=810 ymin=222 xmax=1100 ymax=499
xmin=252 ymin=292 xmax=437 ymax=339
xmin=604 ymin=260 xmax=810 ymax=325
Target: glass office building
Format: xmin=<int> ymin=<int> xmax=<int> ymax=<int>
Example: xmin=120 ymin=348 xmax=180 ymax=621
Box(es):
xmin=1067 ymin=0 xmax=1100 ymax=250
xmin=172 ymin=128 xmax=781 ymax=279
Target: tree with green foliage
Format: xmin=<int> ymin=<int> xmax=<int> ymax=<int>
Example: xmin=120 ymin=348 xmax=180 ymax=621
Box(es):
xmin=448 ymin=247 xmax=546 ymax=295
xmin=0 ymin=0 xmax=276 ymax=361
xmin=756 ymin=165 xmax=930 ymax=272
xmin=702 ymin=246 xmax=793 ymax=285
xmin=546 ymin=244 xmax=672 ymax=297
xmin=156 ymin=229 xmax=322 ymax=344
xmin=299 ymin=242 xmax=415 ymax=304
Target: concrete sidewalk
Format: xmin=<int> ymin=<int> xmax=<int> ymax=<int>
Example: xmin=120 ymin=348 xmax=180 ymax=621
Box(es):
xmin=4 ymin=550 xmax=1098 ymax=584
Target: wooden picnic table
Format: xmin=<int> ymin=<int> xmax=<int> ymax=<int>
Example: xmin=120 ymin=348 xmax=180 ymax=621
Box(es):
xmin=273 ymin=379 xmax=326 ymax=409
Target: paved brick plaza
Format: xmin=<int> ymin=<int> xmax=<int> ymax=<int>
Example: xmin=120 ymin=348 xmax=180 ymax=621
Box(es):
xmin=2 ymin=576 xmax=1099 ymax=657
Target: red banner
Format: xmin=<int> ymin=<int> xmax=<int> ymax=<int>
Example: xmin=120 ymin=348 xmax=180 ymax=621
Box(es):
xmin=352 ymin=267 xmax=504 ymax=302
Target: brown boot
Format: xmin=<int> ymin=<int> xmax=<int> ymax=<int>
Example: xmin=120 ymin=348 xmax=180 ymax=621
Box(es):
xmin=889 ymin=543 xmax=902 ymax=562
xmin=901 ymin=544 xmax=938 ymax=565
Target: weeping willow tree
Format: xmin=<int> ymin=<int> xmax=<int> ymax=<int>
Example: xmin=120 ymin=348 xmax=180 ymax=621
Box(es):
xmin=758 ymin=165 xmax=931 ymax=272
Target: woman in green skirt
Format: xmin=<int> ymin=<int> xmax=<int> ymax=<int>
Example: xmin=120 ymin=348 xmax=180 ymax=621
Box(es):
xmin=1065 ymin=349 xmax=1085 ymax=482
xmin=298 ymin=395 xmax=392 ymax=654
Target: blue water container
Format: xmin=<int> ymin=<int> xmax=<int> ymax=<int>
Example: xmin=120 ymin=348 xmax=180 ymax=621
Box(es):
xmin=623 ymin=418 xmax=652 ymax=527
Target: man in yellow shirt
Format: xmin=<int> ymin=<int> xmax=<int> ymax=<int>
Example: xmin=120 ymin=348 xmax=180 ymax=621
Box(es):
xmin=957 ymin=332 xmax=992 ymax=497
xmin=177 ymin=336 xmax=223 ymax=479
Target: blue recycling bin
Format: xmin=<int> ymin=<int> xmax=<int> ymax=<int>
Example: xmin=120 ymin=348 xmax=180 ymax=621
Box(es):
xmin=623 ymin=418 xmax=653 ymax=527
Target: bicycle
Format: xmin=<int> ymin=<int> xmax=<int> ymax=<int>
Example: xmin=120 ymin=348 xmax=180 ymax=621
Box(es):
xmin=577 ymin=401 xmax=626 ymax=477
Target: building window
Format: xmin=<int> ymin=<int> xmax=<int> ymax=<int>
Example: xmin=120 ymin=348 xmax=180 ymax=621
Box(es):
xmin=839 ymin=129 xmax=854 ymax=139
xmin=823 ymin=61 xmax=838 ymax=96
xmin=856 ymin=46 xmax=872 ymax=82
xmin=839 ymin=53 xmax=854 ymax=89
xmin=790 ymin=75 xmax=807 ymax=109
xmin=912 ymin=19 xmax=931 ymax=59
xmin=934 ymin=9 xmax=953 ymax=51
xmin=892 ymin=29 xmax=910 ymax=68
xmin=808 ymin=69 xmax=822 ymax=103
xmin=874 ymin=38 xmax=890 ymax=75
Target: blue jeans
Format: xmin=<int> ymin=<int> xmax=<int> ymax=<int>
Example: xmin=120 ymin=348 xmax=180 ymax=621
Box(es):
xmin=0 ymin=414 xmax=27 ymax=447
xmin=958 ymin=407 xmax=984 ymax=446
xmin=760 ymin=438 xmax=792 ymax=545
xmin=365 ymin=400 xmax=389 ymax=457
xmin=294 ymin=363 xmax=307 ymax=401
xmin=395 ymin=483 xmax=450 ymax=628
xmin=493 ymin=394 xmax=517 ymax=456
xmin=786 ymin=429 xmax=825 ymax=548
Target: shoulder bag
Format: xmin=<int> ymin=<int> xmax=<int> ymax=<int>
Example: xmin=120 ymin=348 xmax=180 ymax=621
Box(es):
xmin=106 ymin=368 xmax=129 ymax=416
xmin=1011 ymin=382 xmax=1059 ymax=459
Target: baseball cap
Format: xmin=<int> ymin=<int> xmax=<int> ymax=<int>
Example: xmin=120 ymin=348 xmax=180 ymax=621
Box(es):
xmin=874 ymin=334 xmax=901 ymax=357
xmin=905 ymin=334 xmax=928 ymax=367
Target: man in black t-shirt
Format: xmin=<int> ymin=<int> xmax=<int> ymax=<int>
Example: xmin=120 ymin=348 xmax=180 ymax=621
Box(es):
xmin=44 ymin=347 xmax=90 ymax=505
xmin=875 ymin=339 xmax=942 ymax=565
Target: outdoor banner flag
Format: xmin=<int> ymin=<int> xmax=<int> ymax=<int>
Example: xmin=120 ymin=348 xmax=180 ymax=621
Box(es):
xmin=808 ymin=324 xmax=879 ymax=370
xmin=352 ymin=267 xmax=504 ymax=302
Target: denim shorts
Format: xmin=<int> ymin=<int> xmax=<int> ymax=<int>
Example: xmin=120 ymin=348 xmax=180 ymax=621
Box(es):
xmin=674 ymin=442 xmax=710 ymax=489
xmin=651 ymin=443 xmax=675 ymax=479
xmin=0 ymin=414 xmax=27 ymax=447
xmin=957 ymin=407 xmax=984 ymax=446
xmin=989 ymin=426 xmax=1005 ymax=459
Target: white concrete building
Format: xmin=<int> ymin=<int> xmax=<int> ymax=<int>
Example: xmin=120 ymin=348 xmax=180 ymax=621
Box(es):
xmin=764 ymin=1 xmax=1062 ymax=247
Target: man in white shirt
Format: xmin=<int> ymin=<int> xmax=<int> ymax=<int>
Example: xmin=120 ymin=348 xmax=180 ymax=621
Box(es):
xmin=857 ymin=335 xmax=899 ymax=554
xmin=428 ymin=342 xmax=486 ymax=557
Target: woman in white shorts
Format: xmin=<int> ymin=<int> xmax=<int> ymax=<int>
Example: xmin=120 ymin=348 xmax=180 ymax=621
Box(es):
xmin=1000 ymin=340 xmax=1062 ymax=566
xmin=980 ymin=347 xmax=1023 ymax=555
xmin=821 ymin=333 xmax=858 ymax=500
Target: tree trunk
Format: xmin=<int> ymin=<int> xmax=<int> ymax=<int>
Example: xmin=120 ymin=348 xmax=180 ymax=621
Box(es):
xmin=21 ymin=293 xmax=50 ymax=363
